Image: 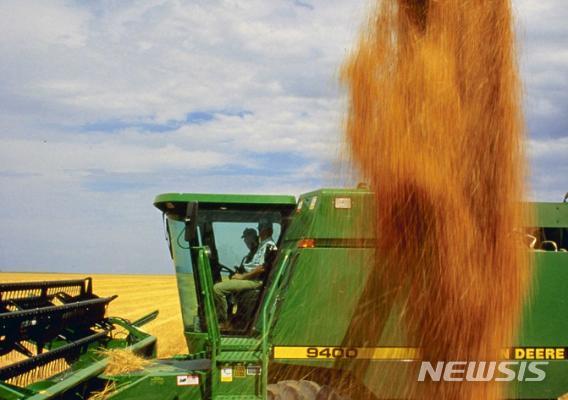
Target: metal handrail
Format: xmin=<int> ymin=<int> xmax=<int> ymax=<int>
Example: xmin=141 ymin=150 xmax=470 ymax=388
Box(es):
xmin=195 ymin=248 xmax=220 ymax=349
xmin=260 ymin=249 xmax=292 ymax=399
xmin=195 ymin=247 xmax=221 ymax=397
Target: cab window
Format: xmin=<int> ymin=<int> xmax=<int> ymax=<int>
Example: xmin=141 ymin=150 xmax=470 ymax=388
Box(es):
xmin=212 ymin=222 xmax=282 ymax=271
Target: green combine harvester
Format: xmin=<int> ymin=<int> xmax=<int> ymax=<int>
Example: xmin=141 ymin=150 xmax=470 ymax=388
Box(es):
xmin=1 ymin=188 xmax=567 ymax=399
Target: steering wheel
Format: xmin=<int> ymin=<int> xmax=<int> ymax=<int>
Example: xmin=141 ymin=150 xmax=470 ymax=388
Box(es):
xmin=219 ymin=264 xmax=237 ymax=277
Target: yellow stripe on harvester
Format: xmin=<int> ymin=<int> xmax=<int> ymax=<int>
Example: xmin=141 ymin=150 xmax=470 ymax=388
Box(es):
xmin=274 ymin=346 xmax=568 ymax=361
xmin=273 ymin=346 xmax=420 ymax=360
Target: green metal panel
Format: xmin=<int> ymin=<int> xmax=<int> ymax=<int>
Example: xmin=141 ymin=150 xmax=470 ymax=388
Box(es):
xmin=104 ymin=360 xmax=206 ymax=400
xmin=514 ymin=252 xmax=568 ymax=398
xmin=520 ymin=253 xmax=568 ymax=345
xmin=284 ymin=188 xmax=374 ymax=241
xmin=103 ymin=357 xmax=264 ymax=399
xmin=534 ymin=202 xmax=568 ymax=227
xmin=515 ymin=202 xmax=568 ymax=398
xmin=270 ymin=248 xmax=374 ymax=347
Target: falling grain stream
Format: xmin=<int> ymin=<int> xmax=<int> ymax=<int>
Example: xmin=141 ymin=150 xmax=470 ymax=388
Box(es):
xmin=340 ymin=0 xmax=531 ymax=398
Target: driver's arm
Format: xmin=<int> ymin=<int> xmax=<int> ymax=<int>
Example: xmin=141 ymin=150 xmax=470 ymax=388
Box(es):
xmin=233 ymin=265 xmax=264 ymax=280
xmin=234 ymin=241 xmax=275 ymax=280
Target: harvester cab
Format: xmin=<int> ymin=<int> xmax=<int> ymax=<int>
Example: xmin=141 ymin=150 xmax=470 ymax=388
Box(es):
xmin=154 ymin=193 xmax=297 ymax=338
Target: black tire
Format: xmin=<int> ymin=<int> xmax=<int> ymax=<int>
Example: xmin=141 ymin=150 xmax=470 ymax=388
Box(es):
xmin=267 ymin=380 xmax=348 ymax=400
xmin=316 ymin=385 xmax=350 ymax=400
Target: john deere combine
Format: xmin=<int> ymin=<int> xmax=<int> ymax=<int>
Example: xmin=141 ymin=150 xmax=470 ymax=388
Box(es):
xmin=1 ymin=188 xmax=567 ymax=399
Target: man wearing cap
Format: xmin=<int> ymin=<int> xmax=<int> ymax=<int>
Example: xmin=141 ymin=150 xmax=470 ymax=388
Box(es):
xmin=239 ymin=228 xmax=258 ymax=268
xmin=213 ymin=220 xmax=276 ymax=328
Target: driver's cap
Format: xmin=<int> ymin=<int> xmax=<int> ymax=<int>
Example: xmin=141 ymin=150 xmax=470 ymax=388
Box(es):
xmin=241 ymin=228 xmax=258 ymax=238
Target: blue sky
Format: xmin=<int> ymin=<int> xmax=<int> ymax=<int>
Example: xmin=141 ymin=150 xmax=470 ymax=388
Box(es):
xmin=0 ymin=0 xmax=566 ymax=274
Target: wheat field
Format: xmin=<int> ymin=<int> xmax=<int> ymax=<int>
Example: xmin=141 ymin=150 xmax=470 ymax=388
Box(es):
xmin=0 ymin=273 xmax=188 ymax=358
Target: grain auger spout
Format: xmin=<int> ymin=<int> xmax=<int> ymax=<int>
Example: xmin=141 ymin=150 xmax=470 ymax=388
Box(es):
xmin=0 ymin=278 xmax=157 ymax=399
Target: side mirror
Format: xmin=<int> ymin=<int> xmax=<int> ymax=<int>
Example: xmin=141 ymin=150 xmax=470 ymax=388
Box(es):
xmin=184 ymin=201 xmax=199 ymax=242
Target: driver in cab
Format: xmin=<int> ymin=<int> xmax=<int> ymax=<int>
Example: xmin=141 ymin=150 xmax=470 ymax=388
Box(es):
xmin=213 ymin=220 xmax=276 ymax=328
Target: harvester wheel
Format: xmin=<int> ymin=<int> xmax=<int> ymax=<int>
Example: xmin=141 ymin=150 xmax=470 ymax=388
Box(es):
xmin=316 ymin=385 xmax=349 ymax=400
xmin=267 ymin=380 xmax=348 ymax=400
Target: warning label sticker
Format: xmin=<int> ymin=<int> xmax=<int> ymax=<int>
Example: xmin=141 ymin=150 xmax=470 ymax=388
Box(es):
xmin=176 ymin=375 xmax=199 ymax=386
xmin=234 ymin=365 xmax=246 ymax=378
xmin=247 ymin=366 xmax=261 ymax=376
xmin=221 ymin=367 xmax=233 ymax=382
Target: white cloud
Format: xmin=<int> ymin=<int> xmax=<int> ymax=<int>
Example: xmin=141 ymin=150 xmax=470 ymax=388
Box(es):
xmin=527 ymin=136 xmax=568 ymax=201
xmin=0 ymin=0 xmax=361 ymax=127
xmin=528 ymin=136 xmax=568 ymax=159
xmin=0 ymin=0 xmax=89 ymax=49
xmin=0 ymin=138 xmax=239 ymax=175
xmin=0 ymin=0 xmax=566 ymax=273
xmin=516 ymin=0 xmax=568 ymax=137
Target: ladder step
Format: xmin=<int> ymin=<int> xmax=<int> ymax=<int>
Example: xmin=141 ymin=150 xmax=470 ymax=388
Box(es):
xmin=220 ymin=337 xmax=261 ymax=351
xmin=217 ymin=351 xmax=262 ymax=363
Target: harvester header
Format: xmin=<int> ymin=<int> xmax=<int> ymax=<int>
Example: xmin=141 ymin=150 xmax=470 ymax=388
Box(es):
xmin=0 ymin=278 xmax=157 ymax=399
